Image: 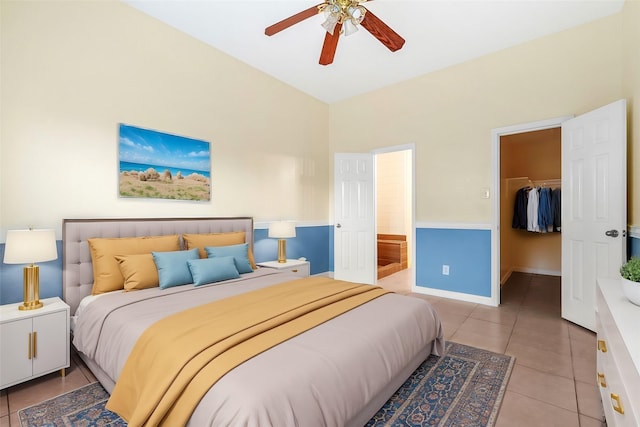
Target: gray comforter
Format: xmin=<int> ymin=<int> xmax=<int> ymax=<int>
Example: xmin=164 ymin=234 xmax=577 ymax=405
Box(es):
xmin=73 ymin=269 xmax=443 ymax=427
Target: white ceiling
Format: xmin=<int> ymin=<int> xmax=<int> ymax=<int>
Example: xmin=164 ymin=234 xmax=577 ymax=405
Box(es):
xmin=124 ymin=0 xmax=625 ymax=104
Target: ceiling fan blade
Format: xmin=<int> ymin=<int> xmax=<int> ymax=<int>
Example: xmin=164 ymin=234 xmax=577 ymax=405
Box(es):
xmin=319 ymin=23 xmax=342 ymax=65
xmin=265 ymin=4 xmax=322 ymax=36
xmin=360 ymin=8 xmax=405 ymax=52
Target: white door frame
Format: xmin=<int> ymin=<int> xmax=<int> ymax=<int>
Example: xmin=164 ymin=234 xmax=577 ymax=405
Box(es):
xmin=371 ymin=143 xmax=416 ymax=287
xmin=490 ymin=116 xmax=572 ymax=305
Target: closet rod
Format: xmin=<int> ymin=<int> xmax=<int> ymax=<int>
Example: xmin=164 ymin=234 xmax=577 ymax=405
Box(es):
xmin=530 ymin=178 xmax=561 ymax=187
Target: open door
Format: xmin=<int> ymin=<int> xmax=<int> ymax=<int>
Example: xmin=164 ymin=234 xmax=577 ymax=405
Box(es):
xmin=561 ymin=99 xmax=627 ymax=331
xmin=334 ymin=153 xmax=376 ymax=284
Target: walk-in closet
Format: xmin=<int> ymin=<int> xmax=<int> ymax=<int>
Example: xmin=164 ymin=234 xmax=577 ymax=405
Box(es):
xmin=500 ymin=127 xmax=561 ymax=286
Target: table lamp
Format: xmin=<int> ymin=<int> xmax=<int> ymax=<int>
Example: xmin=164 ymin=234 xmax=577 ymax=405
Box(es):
xmin=268 ymin=221 xmax=296 ymax=263
xmin=3 ymin=229 xmax=58 ymax=310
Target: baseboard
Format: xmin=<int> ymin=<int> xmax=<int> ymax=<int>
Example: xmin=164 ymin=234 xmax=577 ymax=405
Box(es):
xmin=512 ymin=267 xmax=561 ymax=277
xmin=500 ymin=270 xmax=513 ymax=286
xmin=411 ymin=285 xmax=496 ymax=307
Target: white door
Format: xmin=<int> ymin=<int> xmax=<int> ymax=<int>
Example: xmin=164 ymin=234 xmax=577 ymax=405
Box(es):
xmin=562 ymin=99 xmax=627 ymax=331
xmin=334 ymin=153 xmax=376 ymax=284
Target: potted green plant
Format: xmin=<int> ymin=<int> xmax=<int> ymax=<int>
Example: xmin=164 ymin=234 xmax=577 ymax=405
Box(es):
xmin=619 ymin=257 xmax=640 ymax=306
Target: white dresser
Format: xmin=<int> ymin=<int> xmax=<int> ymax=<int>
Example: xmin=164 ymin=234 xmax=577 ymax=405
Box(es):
xmin=596 ymin=278 xmax=640 ymax=427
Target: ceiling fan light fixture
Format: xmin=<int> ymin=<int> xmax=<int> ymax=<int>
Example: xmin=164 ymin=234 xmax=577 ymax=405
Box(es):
xmin=319 ymin=0 xmax=366 ymax=36
xmin=321 ymin=14 xmax=339 ymax=35
xmin=266 ymin=0 xmax=404 ymax=66
xmin=343 ymin=19 xmax=359 ymax=36
xmin=348 ymin=5 xmax=366 ymax=24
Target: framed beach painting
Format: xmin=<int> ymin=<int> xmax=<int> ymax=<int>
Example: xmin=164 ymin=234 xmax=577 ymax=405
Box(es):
xmin=118 ymin=124 xmax=211 ymax=201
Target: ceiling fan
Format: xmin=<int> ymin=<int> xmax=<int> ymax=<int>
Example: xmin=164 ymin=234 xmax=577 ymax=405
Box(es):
xmin=265 ymin=0 xmax=405 ymax=66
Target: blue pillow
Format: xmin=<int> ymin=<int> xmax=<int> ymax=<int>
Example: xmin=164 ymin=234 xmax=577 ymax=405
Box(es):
xmin=204 ymin=243 xmax=253 ymax=274
xmin=187 ymin=256 xmax=240 ymax=286
xmin=152 ymin=248 xmax=199 ymax=289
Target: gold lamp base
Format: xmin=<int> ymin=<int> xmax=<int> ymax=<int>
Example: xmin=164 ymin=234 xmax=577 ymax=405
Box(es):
xmin=277 ymin=239 xmax=287 ymax=263
xmin=19 ymin=301 xmax=43 ymax=311
xmin=18 ymin=264 xmax=43 ymax=311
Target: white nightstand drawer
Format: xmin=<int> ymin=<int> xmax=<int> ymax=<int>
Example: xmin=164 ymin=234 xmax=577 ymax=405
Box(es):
xmin=257 ymin=260 xmax=310 ymax=277
xmin=283 ymin=263 xmax=310 ymax=277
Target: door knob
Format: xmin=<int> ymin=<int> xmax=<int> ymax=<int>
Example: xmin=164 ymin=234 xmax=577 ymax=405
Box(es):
xmin=605 ymin=229 xmax=619 ymax=238
xmin=336 ymin=224 xmax=342 ymax=228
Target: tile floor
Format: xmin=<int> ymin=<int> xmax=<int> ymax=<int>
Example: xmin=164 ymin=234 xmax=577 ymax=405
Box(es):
xmin=0 ymin=271 xmax=605 ymax=427
xmin=378 ymin=269 xmax=606 ymax=427
xmin=0 ymin=345 xmax=98 ymax=426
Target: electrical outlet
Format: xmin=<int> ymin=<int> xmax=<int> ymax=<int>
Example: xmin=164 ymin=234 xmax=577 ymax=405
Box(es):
xmin=442 ymin=265 xmax=449 ymax=275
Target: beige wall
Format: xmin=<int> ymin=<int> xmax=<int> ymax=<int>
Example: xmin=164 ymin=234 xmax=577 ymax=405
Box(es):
xmin=2 ymin=1 xmax=638 ymax=242
xmin=329 ymin=14 xmax=624 ymax=223
xmin=0 ymin=1 xmax=330 ymax=238
xmin=623 ymin=0 xmax=640 ymax=226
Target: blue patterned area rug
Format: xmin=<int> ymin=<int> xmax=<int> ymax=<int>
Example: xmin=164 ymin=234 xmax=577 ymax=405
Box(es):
xmin=18 ymin=342 xmax=514 ymax=427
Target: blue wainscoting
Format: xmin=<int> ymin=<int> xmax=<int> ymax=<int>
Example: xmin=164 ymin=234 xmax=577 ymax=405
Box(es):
xmin=2 ymin=230 xmax=635 ymax=306
xmin=415 ymin=227 xmax=492 ymax=297
xmin=0 ymin=241 xmax=63 ymax=306
xmin=244 ymin=225 xmax=331 ymax=276
xmin=630 ymin=235 xmax=640 ymax=258
xmin=0 ymin=226 xmax=332 ymax=306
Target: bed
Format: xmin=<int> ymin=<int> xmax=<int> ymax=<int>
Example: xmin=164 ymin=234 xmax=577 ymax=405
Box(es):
xmin=64 ymin=217 xmax=444 ymax=427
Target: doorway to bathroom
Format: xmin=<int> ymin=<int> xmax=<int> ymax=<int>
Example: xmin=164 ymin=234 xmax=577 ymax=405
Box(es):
xmin=375 ymin=146 xmax=414 ymax=291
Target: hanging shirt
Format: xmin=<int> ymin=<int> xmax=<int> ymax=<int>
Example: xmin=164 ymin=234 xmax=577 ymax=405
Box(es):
xmin=538 ymin=187 xmax=553 ymax=233
xmin=551 ymin=188 xmax=561 ymax=231
xmin=512 ymin=187 xmax=529 ymax=229
xmin=527 ymin=187 xmax=540 ymax=232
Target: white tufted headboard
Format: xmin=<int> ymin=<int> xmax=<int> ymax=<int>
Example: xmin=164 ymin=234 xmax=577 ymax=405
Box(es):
xmin=62 ymin=217 xmax=254 ymax=315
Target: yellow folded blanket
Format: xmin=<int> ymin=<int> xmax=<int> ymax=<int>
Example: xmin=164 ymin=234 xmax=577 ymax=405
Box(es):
xmin=106 ymin=276 xmax=390 ymax=427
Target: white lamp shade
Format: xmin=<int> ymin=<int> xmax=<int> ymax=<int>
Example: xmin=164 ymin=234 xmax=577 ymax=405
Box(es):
xmin=3 ymin=229 xmax=58 ymax=264
xmin=321 ymin=14 xmax=338 ymax=35
xmin=343 ymin=19 xmax=359 ymax=36
xmin=268 ymin=221 xmax=296 ymax=239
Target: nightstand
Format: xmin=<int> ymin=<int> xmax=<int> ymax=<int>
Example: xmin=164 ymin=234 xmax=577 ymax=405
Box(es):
xmin=0 ymin=297 xmax=70 ymax=389
xmin=257 ymin=259 xmax=310 ymax=277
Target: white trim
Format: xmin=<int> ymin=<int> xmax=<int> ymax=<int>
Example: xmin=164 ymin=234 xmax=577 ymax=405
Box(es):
xmin=254 ymin=221 xmax=330 ymax=229
xmin=411 ymin=145 xmax=416 ymax=287
xmin=629 ymin=225 xmax=640 ymax=239
xmin=313 ymin=271 xmax=333 ymax=277
xmin=491 ymin=115 xmax=572 ymax=307
xmin=371 ymin=143 xmax=415 ymax=155
xmin=415 ymin=222 xmax=491 ymax=230
xmin=491 ymin=116 xmax=572 ymax=137
xmin=411 ymin=286 xmax=496 ymax=307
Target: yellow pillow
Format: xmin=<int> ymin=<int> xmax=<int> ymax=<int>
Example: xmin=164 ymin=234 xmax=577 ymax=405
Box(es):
xmin=88 ymin=235 xmax=180 ymax=294
xmin=182 ymin=231 xmax=256 ymax=269
xmin=115 ymin=253 xmax=159 ymax=291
